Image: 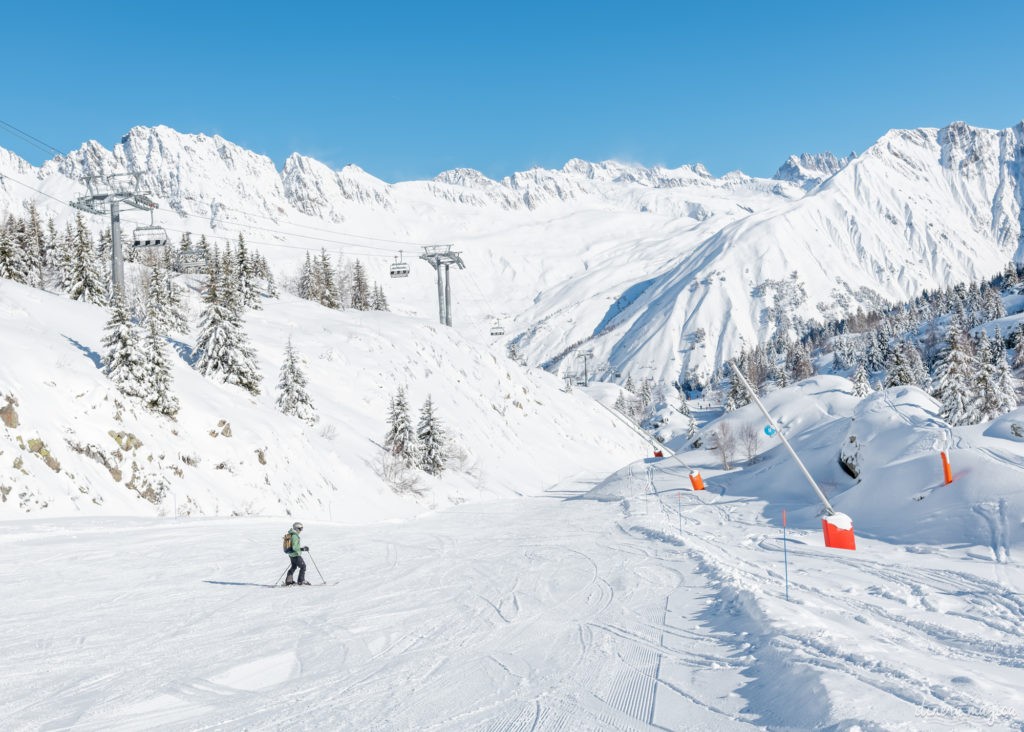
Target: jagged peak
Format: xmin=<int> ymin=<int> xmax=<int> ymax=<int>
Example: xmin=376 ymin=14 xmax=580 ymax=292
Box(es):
xmin=773 ymin=151 xmax=855 ymax=189
xmin=433 ymin=167 xmax=498 ymax=187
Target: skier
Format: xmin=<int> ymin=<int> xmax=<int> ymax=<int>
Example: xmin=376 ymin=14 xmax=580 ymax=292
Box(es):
xmin=284 ymin=521 xmax=310 ymax=586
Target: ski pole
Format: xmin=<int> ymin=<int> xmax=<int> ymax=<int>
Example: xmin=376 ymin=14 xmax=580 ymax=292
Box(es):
xmin=306 ymin=550 xmax=327 ymax=585
xmin=273 ymin=567 xmax=288 ymax=587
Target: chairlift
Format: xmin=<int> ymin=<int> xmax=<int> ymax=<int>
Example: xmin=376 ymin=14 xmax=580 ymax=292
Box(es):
xmin=132 ymin=209 xmax=168 ymax=248
xmin=490 ymin=321 xmax=505 ymax=337
xmin=390 ymin=251 xmax=410 ymax=278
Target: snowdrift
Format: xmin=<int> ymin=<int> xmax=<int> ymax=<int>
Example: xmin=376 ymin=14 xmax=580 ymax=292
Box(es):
xmin=588 ymin=376 xmax=1024 ymax=552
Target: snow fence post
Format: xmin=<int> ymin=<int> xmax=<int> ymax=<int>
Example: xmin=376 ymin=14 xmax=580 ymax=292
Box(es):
xmin=782 ymin=509 xmax=789 ymax=601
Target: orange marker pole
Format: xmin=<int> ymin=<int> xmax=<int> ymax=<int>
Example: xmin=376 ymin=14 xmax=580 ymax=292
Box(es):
xmin=941 ymin=451 xmax=952 ymax=485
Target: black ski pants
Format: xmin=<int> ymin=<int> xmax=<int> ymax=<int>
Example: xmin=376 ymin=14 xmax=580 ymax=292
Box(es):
xmin=287 ymin=554 xmax=307 ymax=583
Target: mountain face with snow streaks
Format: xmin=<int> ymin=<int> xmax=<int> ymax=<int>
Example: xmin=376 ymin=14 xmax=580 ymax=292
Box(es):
xmin=3 ymin=119 xmax=1024 ymax=387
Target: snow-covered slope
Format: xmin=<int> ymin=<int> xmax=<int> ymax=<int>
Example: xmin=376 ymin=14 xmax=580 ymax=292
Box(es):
xmin=0 ymin=277 xmax=651 ymax=520
xmin=3 ymin=120 xmax=1024 ymax=389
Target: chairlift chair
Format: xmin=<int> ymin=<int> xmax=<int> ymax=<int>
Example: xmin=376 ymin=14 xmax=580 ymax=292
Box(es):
xmin=390 ymin=251 xmax=410 ymax=278
xmin=132 ymin=209 xmax=168 ymax=248
xmin=490 ymin=322 xmax=506 ymax=337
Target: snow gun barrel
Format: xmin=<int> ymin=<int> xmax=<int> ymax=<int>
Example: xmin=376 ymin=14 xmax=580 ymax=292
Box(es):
xmin=727 ymin=362 xmax=836 ymax=516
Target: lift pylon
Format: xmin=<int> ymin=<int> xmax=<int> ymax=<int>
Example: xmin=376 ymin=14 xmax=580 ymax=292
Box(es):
xmin=419 ymin=244 xmax=465 ymax=326
xmin=71 ymin=173 xmax=160 ymax=292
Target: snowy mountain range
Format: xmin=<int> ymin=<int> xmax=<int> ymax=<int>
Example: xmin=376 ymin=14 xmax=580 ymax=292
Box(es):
xmin=2 ymin=119 xmax=1023 ymax=389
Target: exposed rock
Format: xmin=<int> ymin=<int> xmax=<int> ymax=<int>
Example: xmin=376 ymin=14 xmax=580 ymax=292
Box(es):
xmin=0 ymin=395 xmax=19 ymax=429
xmin=109 ymin=431 xmax=143 ymax=451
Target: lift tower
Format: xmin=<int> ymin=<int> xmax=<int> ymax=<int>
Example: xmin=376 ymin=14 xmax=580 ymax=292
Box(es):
xmin=419 ymin=244 xmax=465 ymax=326
xmin=71 ymin=174 xmax=158 ymax=292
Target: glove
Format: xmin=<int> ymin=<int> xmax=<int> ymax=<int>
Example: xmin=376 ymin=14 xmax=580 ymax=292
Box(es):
xmin=302 ymin=546 xmax=309 ymax=552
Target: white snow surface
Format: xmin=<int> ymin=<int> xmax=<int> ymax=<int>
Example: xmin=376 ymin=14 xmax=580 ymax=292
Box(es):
xmin=6 ymin=374 xmax=1024 ymax=729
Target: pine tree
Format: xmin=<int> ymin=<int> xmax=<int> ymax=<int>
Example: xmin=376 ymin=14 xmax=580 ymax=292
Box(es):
xmin=0 ymin=214 xmax=31 ymax=284
xmin=66 ymin=214 xmax=107 ymax=304
xmin=24 ymin=203 xmax=48 ymax=288
xmin=194 ymin=255 xmax=262 ymax=395
xmin=297 ymin=251 xmax=314 ymax=300
xmin=276 ymin=336 xmax=318 ymax=423
xmin=161 ymin=247 xmax=190 ymax=333
xmin=786 ymin=342 xmax=814 ymax=381
xmin=102 ymin=288 xmax=148 ymax=399
xmin=852 ymin=364 xmax=871 ymax=397
xmin=638 ymin=378 xmax=653 ymax=410
xmin=317 ymin=249 xmax=340 ymax=309
xmin=417 ymin=395 xmax=447 ymax=476
xmin=1012 ymin=323 xmax=1024 ymax=370
xmin=384 ymin=386 xmax=417 ymax=467
xmin=725 ymin=377 xmax=749 ymax=411
xmin=265 ymin=265 xmax=280 ymax=298
xmin=933 ymin=328 xmax=979 ymax=426
xmin=884 ymin=342 xmax=915 ymax=388
xmin=236 ymin=234 xmax=260 ymax=310
xmin=371 ymin=284 xmax=389 ymax=311
xmin=1003 ymin=260 xmax=1020 ymax=289
xmin=142 ymin=308 xmax=180 ymax=417
xmin=977 ymin=330 xmax=1017 ymax=420
xmin=351 ymin=259 xmax=370 ymax=310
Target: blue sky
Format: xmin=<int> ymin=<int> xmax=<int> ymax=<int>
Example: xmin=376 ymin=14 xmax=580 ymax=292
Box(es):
xmin=2 ymin=1 xmax=1022 ymax=182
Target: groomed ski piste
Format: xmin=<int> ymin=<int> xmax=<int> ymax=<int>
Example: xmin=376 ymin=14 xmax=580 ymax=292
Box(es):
xmin=5 ymin=376 xmax=1024 ymax=730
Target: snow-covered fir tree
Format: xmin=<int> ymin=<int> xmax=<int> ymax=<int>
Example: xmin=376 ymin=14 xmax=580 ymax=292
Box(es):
xmin=417 ymin=395 xmax=448 ymax=476
xmin=142 ymin=306 xmax=180 ymax=417
xmin=101 ymin=288 xmax=148 ymax=399
xmin=371 ymin=284 xmax=389 ymax=311
xmin=884 ymin=341 xmax=925 ymax=388
xmin=1012 ymin=323 xmax=1024 ymax=370
xmin=67 ymin=214 xmax=106 ymax=304
xmin=351 ymin=259 xmax=370 ymax=311
xmin=933 ymin=328 xmax=979 ymax=426
xmin=317 ymin=249 xmax=340 ymax=309
xmin=194 ymin=251 xmax=262 ymax=395
xmin=276 ymin=336 xmax=318 ymax=424
xmin=0 ymin=215 xmax=30 ymax=284
xmin=236 ymin=234 xmax=260 ymax=310
xmin=384 ymin=386 xmax=418 ymax=467
xmin=976 ymin=329 xmax=1017 ymax=421
xmin=24 ymin=203 xmax=49 ymax=289
xmin=852 ymin=363 xmax=871 ymax=397
xmin=297 ymin=252 xmax=315 ymax=300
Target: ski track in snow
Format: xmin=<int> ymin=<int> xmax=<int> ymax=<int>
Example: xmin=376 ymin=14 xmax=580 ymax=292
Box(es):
xmin=4 ymin=475 xmax=1024 ymax=730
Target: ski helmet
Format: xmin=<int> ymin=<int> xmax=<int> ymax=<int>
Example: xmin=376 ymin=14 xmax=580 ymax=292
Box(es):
xmin=292 ymin=522 xmax=303 ymax=531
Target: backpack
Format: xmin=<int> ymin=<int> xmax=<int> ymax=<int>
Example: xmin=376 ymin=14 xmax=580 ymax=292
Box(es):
xmin=282 ymin=531 xmax=293 ymax=554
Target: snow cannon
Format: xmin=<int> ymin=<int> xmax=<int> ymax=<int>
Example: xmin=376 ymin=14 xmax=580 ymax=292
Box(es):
xmin=689 ymin=470 xmax=705 ymax=491
xmin=821 ymin=512 xmax=856 ymax=550
xmin=940 ymin=451 xmax=953 ymax=485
